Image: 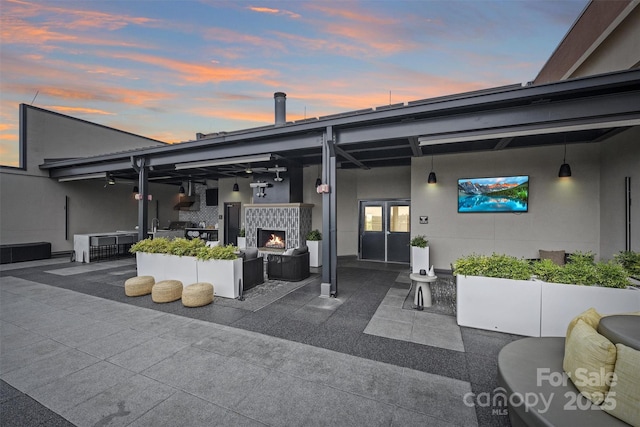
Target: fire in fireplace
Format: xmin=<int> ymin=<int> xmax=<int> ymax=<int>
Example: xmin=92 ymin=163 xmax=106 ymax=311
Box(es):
xmin=258 ymin=229 xmax=286 ymax=249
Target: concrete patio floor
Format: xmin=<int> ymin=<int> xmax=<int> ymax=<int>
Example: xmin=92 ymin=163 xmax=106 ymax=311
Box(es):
xmin=0 ymin=256 xmax=522 ymax=426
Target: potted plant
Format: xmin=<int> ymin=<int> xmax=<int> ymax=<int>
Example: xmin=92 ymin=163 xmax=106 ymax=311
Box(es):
xmin=131 ymin=238 xmax=242 ymax=298
xmin=237 ymin=228 xmax=246 ymax=249
xmin=410 ymin=235 xmax=429 ymax=274
xmin=306 ymin=229 xmax=322 ymax=267
xmin=454 ymin=253 xmax=541 ymax=337
xmin=453 ymin=252 xmax=640 ymax=337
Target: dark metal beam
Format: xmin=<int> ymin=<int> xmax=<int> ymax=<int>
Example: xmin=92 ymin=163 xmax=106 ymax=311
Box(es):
xmin=321 ymin=126 xmax=337 ymax=297
xmin=408 ymin=136 xmax=422 ymax=156
xmin=335 ymin=146 xmax=369 ymax=170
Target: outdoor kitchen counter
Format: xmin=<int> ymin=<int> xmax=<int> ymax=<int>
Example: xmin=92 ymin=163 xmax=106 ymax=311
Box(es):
xmin=73 ymin=231 xmax=139 ymax=263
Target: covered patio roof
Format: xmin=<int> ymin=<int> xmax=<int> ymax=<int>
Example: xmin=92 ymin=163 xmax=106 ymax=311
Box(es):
xmin=41 ymin=68 xmax=640 ymax=185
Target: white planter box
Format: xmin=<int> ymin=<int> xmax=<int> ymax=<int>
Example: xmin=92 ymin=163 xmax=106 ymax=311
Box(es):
xmin=540 ymin=282 xmax=640 ymax=337
xmin=307 ymin=240 xmax=322 ymax=267
xmin=162 ymin=255 xmax=198 ymax=287
xmin=411 ymin=246 xmax=430 ymax=274
xmin=237 ymin=237 xmax=246 ymax=249
xmin=457 ymin=275 xmax=542 ymax=337
xmin=136 ymin=253 xmax=169 ymax=282
xmin=197 ymin=258 xmax=243 ymax=299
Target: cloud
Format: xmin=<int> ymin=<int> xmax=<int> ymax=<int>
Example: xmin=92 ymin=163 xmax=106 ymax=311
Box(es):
xmin=246 ymin=6 xmax=301 ymax=19
xmin=43 ymin=106 xmax=115 ymax=116
xmin=100 ymin=51 xmax=275 ymax=84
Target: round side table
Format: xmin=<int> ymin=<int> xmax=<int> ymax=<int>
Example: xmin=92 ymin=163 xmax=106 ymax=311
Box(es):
xmin=408 ymin=273 xmax=438 ymax=310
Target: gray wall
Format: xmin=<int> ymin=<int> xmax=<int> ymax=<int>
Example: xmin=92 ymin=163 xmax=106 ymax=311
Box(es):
xmin=0 ymin=105 xmax=175 ymax=253
xmin=411 ymin=143 xmax=606 ymax=269
xmin=599 ymin=127 xmax=640 ymax=257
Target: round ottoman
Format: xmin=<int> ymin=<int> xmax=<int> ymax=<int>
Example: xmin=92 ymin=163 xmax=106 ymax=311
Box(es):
xmin=124 ymin=276 xmax=155 ymax=297
xmin=152 ymin=280 xmax=183 ymax=303
xmin=182 ymin=282 xmax=214 ymax=307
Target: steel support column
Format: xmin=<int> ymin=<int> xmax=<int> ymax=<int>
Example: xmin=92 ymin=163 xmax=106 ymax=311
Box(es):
xmin=132 ymin=157 xmax=149 ymax=242
xmin=321 ymin=127 xmax=338 ymax=297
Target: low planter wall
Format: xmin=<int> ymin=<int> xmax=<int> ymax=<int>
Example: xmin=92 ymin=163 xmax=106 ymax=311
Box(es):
xmin=457 ymin=275 xmax=542 ymax=337
xmin=136 ymin=253 xmax=242 ymax=298
xmin=540 ymin=281 xmax=640 ymax=336
xmin=196 ymin=258 xmax=243 ymax=299
xmin=457 ymin=275 xmax=640 ymax=337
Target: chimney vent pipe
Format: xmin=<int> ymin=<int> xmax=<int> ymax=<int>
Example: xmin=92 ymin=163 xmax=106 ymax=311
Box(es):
xmin=274 ymin=92 xmax=286 ymax=126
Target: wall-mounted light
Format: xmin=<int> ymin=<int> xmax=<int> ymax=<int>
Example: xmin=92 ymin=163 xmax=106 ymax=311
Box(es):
xmin=232 ymin=176 xmax=239 ymax=192
xmin=133 ymin=186 xmax=139 ymax=197
xmin=558 ymin=144 xmax=572 ymax=178
xmin=427 ymin=156 xmax=437 ymax=184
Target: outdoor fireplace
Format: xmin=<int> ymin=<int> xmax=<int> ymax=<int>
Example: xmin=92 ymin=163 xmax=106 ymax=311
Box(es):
xmin=258 ymin=229 xmax=286 ymax=249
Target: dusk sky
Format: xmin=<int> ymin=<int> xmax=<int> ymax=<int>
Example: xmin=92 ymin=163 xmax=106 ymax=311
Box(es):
xmin=0 ymin=0 xmax=589 ymax=167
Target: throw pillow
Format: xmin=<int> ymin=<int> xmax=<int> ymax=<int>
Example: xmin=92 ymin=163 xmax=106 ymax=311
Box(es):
xmin=563 ymin=319 xmax=617 ymax=404
xmin=566 ymin=307 xmax=602 ymax=340
xmin=603 ymin=344 xmax=640 ymax=426
xmin=292 ymin=245 xmax=308 ymax=256
xmin=539 ymin=249 xmax=565 ymax=266
xmin=283 ymin=248 xmax=295 ymax=256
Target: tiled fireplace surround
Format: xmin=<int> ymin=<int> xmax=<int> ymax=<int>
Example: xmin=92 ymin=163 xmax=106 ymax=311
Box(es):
xmin=245 ymin=203 xmax=313 ymax=250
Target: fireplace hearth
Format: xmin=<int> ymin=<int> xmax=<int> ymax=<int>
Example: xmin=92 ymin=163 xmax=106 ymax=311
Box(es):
xmin=258 ymin=229 xmax=286 ymax=249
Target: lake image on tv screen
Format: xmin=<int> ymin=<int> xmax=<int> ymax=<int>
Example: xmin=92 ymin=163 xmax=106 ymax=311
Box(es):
xmin=458 ymin=176 xmax=529 ymax=213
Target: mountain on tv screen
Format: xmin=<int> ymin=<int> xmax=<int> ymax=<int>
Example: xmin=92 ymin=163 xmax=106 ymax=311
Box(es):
xmin=458 ymin=176 xmax=529 ymax=213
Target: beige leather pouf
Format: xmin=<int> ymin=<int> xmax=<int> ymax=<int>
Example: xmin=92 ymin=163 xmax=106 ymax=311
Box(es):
xmin=152 ymin=280 xmax=183 ymax=303
xmin=182 ymin=282 xmax=214 ymax=307
xmin=124 ymin=276 xmax=155 ymax=297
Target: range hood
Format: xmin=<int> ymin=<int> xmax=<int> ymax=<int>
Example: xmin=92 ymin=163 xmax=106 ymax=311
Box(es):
xmin=173 ymin=195 xmax=200 ymax=210
xmin=173 ymin=181 xmax=200 ymax=211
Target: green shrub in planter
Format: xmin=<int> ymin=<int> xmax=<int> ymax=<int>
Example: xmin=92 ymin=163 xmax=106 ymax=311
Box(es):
xmin=168 ymin=238 xmax=206 ymax=256
xmin=306 ymin=229 xmax=322 ymax=241
xmin=196 ymin=244 xmax=238 ymax=260
xmin=410 ymin=235 xmax=428 ymax=248
xmin=614 ymin=251 xmax=640 ymax=278
xmin=238 ymin=228 xmax=246 ymax=237
xmin=596 ymin=261 xmax=631 ymax=289
xmin=130 ymin=237 xmax=172 ymax=254
xmin=532 ymin=259 xmax=563 ymax=283
xmin=454 ymin=253 xmax=532 ymax=280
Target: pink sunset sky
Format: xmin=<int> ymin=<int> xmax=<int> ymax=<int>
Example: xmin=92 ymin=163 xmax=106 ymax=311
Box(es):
xmin=0 ymin=0 xmax=588 ymax=166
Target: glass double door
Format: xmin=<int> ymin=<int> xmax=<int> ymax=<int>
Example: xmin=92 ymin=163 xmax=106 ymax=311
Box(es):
xmin=359 ymin=200 xmax=410 ymax=263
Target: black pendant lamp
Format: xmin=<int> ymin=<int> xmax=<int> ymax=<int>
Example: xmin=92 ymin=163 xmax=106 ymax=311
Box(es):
xmin=132 ymin=186 xmax=139 ymax=194
xmin=315 ymin=165 xmax=322 ymax=188
xmin=232 ymin=176 xmax=239 ymax=192
xmin=179 ymin=185 xmax=185 ymax=195
xmin=558 ymin=144 xmax=572 ymax=178
xmin=427 ymin=156 xmax=437 ymax=184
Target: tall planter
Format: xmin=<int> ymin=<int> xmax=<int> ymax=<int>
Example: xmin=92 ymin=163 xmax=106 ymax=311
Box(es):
xmin=540 ymin=281 xmax=640 ymax=336
xmin=136 ymin=253 xmax=197 ymax=285
xmin=197 ymin=258 xmax=243 ymax=299
xmin=307 ymin=240 xmax=322 ymax=267
xmin=457 ymin=275 xmax=542 ymax=337
xmin=411 ymin=246 xmax=430 ymax=274
xmin=136 ymin=253 xmax=169 ymax=282
xmin=237 ymin=237 xmax=246 ymax=249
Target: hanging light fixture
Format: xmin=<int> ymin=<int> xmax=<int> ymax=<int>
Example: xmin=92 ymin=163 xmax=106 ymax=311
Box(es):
xmin=315 ymin=164 xmax=322 ymax=188
xmin=179 ymin=185 xmax=185 ymax=195
xmin=427 ymin=155 xmax=437 ymax=184
xmin=245 ymin=163 xmax=253 ymax=174
xmin=232 ymin=176 xmax=239 ymax=192
xmin=132 ymin=186 xmax=139 ymax=198
xmin=107 ymin=174 xmax=115 ymax=185
xmin=558 ymin=144 xmax=572 ymax=178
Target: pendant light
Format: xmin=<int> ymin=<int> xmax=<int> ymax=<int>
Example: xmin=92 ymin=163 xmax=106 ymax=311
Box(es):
xmin=232 ymin=176 xmax=239 ymax=192
xmin=179 ymin=185 xmax=185 ymax=195
xmin=427 ymin=155 xmax=437 ymax=184
xmin=558 ymin=144 xmax=572 ymax=178
xmin=315 ymin=164 xmax=322 ymax=188
xmin=132 ymin=186 xmax=139 ymax=195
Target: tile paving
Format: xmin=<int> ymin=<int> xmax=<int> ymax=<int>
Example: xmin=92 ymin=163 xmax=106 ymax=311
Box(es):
xmin=0 ymin=256 xmax=522 ymax=426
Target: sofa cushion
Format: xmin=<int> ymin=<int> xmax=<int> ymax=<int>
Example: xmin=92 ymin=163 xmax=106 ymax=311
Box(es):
xmin=243 ymin=247 xmax=258 ymax=260
xmin=540 ymin=249 xmax=566 ymax=266
xmin=566 ymin=307 xmax=602 ymax=340
xmin=604 ymin=343 xmax=640 ymax=426
xmin=563 ymin=319 xmax=617 ymax=404
xmin=293 ymin=245 xmax=308 ymax=255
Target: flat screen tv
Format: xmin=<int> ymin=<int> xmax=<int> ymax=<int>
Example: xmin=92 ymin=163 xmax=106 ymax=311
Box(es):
xmin=458 ymin=176 xmax=529 ymax=213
